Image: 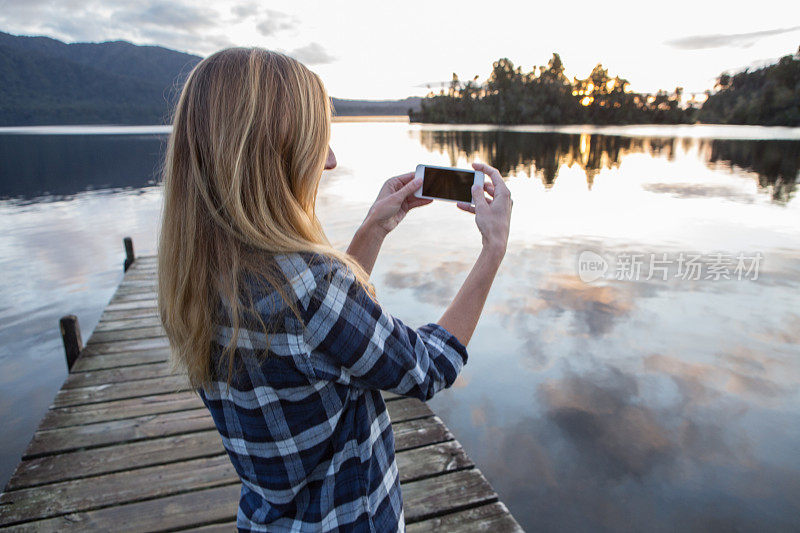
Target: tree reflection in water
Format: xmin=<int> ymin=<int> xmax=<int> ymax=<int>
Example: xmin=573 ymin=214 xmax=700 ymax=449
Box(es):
xmin=418 ymin=130 xmax=799 ymax=202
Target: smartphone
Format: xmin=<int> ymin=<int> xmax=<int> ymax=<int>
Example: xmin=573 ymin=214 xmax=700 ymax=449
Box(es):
xmin=414 ymin=164 xmax=485 ymax=205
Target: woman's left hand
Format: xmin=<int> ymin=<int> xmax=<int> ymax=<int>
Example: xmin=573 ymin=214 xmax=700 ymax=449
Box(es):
xmin=366 ymin=172 xmax=432 ymax=235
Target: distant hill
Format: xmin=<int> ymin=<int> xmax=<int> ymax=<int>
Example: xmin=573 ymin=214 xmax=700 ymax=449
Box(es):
xmin=331 ymin=97 xmax=421 ymax=116
xmin=0 ymin=31 xmax=200 ymax=125
xmin=0 ymin=31 xmax=419 ymax=126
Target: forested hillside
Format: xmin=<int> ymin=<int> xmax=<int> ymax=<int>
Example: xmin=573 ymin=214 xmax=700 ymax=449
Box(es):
xmin=0 ymin=31 xmax=200 ymax=125
xmin=699 ymin=48 xmax=800 ymax=126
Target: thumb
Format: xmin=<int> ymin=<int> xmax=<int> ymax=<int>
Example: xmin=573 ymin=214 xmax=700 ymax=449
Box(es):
xmin=396 ymin=176 xmax=422 ymax=199
xmin=472 ymin=184 xmax=488 ymax=209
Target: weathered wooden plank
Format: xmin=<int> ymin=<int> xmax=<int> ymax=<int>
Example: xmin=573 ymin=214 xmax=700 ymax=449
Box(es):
xmin=9 ymin=419 xmax=459 ymax=493
xmin=27 ymin=401 xmax=440 ymax=458
xmin=402 ymin=468 xmax=498 ymax=524
xmin=62 ymin=362 xmax=178 ymax=388
xmin=395 ymin=440 xmax=473 ymax=483
xmin=123 ymin=272 xmax=157 ymax=280
xmin=406 ymin=501 xmax=524 ymax=533
xmin=86 ymin=325 xmax=165 ymax=345
xmin=393 ymin=416 xmax=453 ymax=451
xmin=128 ymin=268 xmax=157 ymax=274
xmin=80 ymin=337 xmax=169 ymax=357
xmin=381 ymin=390 xmax=402 ymax=402
xmin=119 ymin=270 xmax=157 ymax=278
xmin=110 ymin=286 xmax=157 ymax=297
xmin=54 ymin=374 xmax=189 ymax=408
xmin=109 ymin=285 xmax=158 ymax=304
xmin=92 ymin=315 xmax=163 ymax=332
xmin=2 ymin=447 xmax=476 ymax=530
xmin=223 ymin=490 xmax=522 ymax=533
xmin=6 ymin=430 xmax=224 ymax=490
xmin=108 ymin=291 xmax=158 ymax=303
xmin=42 ymin=392 xmax=202 ymax=429
xmin=124 ymin=268 xmax=157 ymax=276
xmin=70 ymin=348 xmax=169 ymax=372
xmin=386 ymin=397 xmax=433 ymax=422
xmin=115 ymin=283 xmax=157 ymax=294
xmin=188 ymin=522 xmax=237 ymax=532
xmin=0 ymin=455 xmax=237 ymax=525
xmin=1 ymin=483 xmax=240 ymax=531
xmin=23 ymin=409 xmax=213 ymax=458
xmin=3 ymin=436 xmax=473 ymax=525
xmin=46 ymin=393 xmax=425 ymax=429
xmin=117 ymin=277 xmax=158 ymax=286
xmin=99 ymin=306 xmax=159 ymax=322
xmin=103 ymin=299 xmax=158 ymax=312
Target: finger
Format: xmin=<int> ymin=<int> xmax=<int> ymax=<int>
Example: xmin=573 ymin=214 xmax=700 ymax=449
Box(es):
xmin=384 ymin=172 xmax=415 ymax=194
xmin=472 ymin=183 xmax=488 ymax=210
xmin=472 ymin=162 xmax=509 ymax=194
xmin=456 ymin=202 xmax=476 ymax=214
xmin=406 ymin=197 xmax=433 ymax=210
xmin=471 ymin=161 xmax=501 ymax=180
xmin=393 ymin=172 xmax=416 ymax=186
xmin=484 ymin=181 xmax=496 ymax=198
xmin=395 ymin=176 xmax=423 ymax=199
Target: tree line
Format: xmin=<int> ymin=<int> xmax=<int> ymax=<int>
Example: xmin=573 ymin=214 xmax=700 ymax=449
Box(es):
xmin=699 ymin=48 xmax=800 ymax=126
xmin=411 ymin=48 xmax=800 ymax=126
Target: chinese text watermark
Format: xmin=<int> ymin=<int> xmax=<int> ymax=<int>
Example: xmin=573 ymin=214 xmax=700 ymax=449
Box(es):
xmin=577 ymin=251 xmax=763 ymax=283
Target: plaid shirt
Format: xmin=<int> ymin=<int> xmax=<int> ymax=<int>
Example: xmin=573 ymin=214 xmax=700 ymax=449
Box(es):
xmin=198 ymin=252 xmax=468 ymax=532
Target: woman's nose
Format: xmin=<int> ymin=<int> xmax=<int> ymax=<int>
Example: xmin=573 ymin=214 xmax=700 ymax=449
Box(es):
xmin=325 ymin=147 xmax=337 ymax=170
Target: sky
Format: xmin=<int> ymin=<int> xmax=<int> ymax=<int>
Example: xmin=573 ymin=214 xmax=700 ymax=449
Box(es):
xmin=1 ymin=0 xmax=799 ymax=100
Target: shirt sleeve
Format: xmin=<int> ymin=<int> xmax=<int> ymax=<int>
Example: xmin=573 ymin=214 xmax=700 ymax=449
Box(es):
xmin=299 ymin=257 xmax=468 ymax=401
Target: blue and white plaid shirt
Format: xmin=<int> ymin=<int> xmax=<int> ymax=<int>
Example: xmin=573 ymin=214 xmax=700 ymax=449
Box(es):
xmin=198 ymin=252 xmax=468 ymax=532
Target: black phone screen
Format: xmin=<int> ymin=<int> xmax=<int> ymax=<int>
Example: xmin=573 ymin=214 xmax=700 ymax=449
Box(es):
xmin=422 ymin=167 xmax=475 ymax=202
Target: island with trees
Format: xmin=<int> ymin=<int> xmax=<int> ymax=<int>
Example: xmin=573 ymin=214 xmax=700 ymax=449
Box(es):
xmin=410 ymin=48 xmax=800 ymax=127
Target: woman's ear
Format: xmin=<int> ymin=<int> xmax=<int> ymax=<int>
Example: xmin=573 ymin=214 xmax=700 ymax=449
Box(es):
xmin=324 ymin=147 xmax=337 ymax=170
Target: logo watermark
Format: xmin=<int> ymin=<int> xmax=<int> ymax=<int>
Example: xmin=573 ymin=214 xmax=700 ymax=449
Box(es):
xmin=578 ymin=251 xmax=762 ymax=283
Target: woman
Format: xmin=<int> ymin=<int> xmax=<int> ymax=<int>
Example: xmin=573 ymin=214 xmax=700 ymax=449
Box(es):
xmin=158 ymin=47 xmax=512 ymax=532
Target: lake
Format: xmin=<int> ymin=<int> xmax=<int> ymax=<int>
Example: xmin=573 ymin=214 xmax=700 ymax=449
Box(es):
xmin=1 ymin=120 xmax=798 ymax=532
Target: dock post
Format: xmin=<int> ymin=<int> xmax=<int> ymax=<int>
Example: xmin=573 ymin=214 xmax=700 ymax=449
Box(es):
xmin=59 ymin=315 xmax=82 ymax=372
xmin=123 ymin=236 xmax=135 ymax=271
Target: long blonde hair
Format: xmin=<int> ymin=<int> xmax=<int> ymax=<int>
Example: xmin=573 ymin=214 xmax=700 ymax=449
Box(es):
xmin=158 ymin=47 xmax=373 ymax=390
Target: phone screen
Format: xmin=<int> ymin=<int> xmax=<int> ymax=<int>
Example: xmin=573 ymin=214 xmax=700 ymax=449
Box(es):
xmin=422 ymin=167 xmax=475 ymax=202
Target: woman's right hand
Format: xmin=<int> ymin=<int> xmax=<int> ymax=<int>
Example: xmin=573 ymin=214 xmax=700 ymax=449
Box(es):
xmin=457 ymin=162 xmax=512 ymax=256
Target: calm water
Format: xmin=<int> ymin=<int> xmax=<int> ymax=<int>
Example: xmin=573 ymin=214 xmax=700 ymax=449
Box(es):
xmin=1 ymin=121 xmax=799 ymax=532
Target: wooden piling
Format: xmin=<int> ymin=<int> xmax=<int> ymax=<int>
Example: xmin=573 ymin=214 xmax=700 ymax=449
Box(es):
xmin=58 ymin=315 xmax=82 ymax=372
xmin=123 ymin=237 xmax=135 ymax=272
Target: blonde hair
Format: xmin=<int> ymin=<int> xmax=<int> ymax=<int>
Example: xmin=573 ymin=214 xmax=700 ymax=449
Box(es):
xmin=158 ymin=47 xmax=373 ymax=390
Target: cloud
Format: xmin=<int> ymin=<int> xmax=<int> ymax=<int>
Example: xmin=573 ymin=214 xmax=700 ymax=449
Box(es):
xmin=120 ymin=2 xmax=216 ymax=32
xmin=536 ymin=274 xmax=633 ymax=337
xmin=230 ymin=2 xmax=259 ymax=19
xmin=540 ymin=365 xmax=674 ymax=480
xmin=255 ymin=9 xmax=297 ymax=36
xmin=382 ymin=260 xmax=469 ymax=306
xmin=665 ymin=26 xmax=800 ymax=50
xmin=284 ymin=42 xmax=336 ymax=65
xmin=642 ymin=183 xmax=755 ymax=203
xmin=0 ymin=0 xmax=233 ymax=55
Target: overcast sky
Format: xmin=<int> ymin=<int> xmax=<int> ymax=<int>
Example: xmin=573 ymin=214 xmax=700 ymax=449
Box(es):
xmin=1 ymin=0 xmax=799 ymax=99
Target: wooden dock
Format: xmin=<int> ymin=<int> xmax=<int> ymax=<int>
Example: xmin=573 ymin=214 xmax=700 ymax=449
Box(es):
xmin=0 ymin=250 xmax=523 ymax=531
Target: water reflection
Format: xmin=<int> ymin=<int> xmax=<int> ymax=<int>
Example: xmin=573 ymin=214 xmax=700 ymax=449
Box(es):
xmin=418 ymin=130 xmax=799 ymax=202
xmin=418 ymin=240 xmax=800 ymax=531
xmin=1 ymin=123 xmax=799 ymax=532
xmin=0 ymin=134 xmax=166 ymax=200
